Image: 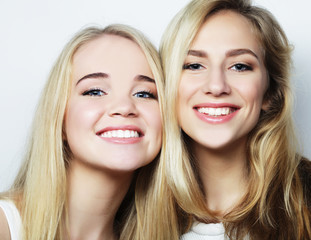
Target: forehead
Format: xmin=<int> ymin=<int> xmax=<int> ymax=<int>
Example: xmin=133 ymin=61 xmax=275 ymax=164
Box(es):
xmin=72 ymin=34 xmax=153 ymax=81
xmin=73 ymin=34 xmax=147 ymax=68
xmin=191 ymin=10 xmax=262 ymax=55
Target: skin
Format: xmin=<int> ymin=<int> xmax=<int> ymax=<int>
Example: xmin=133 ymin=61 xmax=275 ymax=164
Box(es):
xmin=66 ymin=34 xmax=162 ymax=174
xmin=64 ymin=34 xmax=162 ymax=239
xmin=178 ymin=10 xmax=268 ymax=214
xmin=0 ymin=208 xmax=10 ymax=240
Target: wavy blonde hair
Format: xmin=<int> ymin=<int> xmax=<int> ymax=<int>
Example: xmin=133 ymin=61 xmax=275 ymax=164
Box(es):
xmin=0 ymin=24 xmax=165 ymax=240
xmin=159 ymin=0 xmax=311 ymax=239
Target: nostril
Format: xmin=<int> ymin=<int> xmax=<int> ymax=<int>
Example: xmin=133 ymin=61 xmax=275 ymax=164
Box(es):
xmin=109 ymin=110 xmax=137 ymax=117
xmin=107 ymin=100 xmax=138 ymax=117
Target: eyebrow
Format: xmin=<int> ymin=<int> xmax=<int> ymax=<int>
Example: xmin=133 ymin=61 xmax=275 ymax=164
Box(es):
xmin=76 ymin=72 xmax=109 ymax=85
xmin=76 ymin=72 xmax=155 ymax=86
xmin=187 ymin=50 xmax=207 ymax=58
xmin=135 ymin=75 xmax=155 ymax=83
xmin=187 ymin=48 xmax=258 ymax=59
xmin=226 ymin=48 xmax=258 ymax=59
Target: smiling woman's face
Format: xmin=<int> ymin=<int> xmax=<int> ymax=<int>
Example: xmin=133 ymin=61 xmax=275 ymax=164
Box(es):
xmin=64 ymin=34 xmax=162 ymax=172
xmin=178 ymin=10 xmax=268 ymax=152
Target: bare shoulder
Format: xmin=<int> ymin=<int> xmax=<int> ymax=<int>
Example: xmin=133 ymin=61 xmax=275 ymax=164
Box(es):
xmin=0 ymin=206 xmax=11 ymax=240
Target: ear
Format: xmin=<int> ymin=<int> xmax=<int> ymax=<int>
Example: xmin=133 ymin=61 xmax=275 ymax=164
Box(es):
xmin=261 ymin=98 xmax=270 ymax=111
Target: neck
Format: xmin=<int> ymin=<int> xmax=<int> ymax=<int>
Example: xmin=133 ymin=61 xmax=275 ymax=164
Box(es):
xmin=193 ymin=140 xmax=248 ymax=216
xmin=66 ymin=160 xmax=133 ymax=240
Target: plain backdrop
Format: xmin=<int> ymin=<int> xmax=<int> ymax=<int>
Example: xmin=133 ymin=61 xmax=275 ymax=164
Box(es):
xmin=0 ymin=0 xmax=310 ymax=191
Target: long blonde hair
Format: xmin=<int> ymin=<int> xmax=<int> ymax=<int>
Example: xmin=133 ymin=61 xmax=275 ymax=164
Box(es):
xmin=1 ymin=24 xmax=165 ymax=240
xmin=159 ymin=0 xmax=311 ymax=239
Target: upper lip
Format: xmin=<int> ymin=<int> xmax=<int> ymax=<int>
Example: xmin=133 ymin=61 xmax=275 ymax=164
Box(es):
xmin=194 ymin=103 xmax=240 ymax=109
xmin=96 ymin=125 xmax=144 ymax=137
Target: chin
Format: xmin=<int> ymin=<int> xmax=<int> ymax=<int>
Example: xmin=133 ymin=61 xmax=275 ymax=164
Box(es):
xmin=110 ymin=159 xmax=150 ymax=172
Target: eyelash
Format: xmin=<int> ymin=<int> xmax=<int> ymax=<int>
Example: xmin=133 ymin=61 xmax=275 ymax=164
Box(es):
xmin=182 ymin=63 xmax=253 ymax=72
xmin=230 ymin=63 xmax=253 ymax=72
xmin=82 ymin=88 xmax=106 ymax=96
xmin=182 ymin=63 xmax=204 ymax=70
xmin=133 ymin=90 xmax=157 ymax=99
xmin=82 ymin=88 xmax=156 ymax=99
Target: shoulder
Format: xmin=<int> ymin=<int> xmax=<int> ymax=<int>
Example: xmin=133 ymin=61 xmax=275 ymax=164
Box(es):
xmin=0 ymin=205 xmax=11 ymax=240
xmin=0 ymin=199 xmax=22 ymax=240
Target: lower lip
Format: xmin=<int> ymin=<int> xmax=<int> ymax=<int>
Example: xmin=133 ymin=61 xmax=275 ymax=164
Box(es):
xmin=98 ymin=136 xmax=142 ymax=144
xmin=194 ymin=108 xmax=239 ymax=124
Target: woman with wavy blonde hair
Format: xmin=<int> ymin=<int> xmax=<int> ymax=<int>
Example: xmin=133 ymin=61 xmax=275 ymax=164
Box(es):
xmin=0 ymin=24 xmax=165 ymax=240
xmin=158 ymin=0 xmax=311 ymax=239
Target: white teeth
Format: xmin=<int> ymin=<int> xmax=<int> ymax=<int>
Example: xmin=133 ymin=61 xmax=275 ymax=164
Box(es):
xmin=198 ymin=107 xmax=232 ymax=116
xmin=209 ymin=108 xmax=215 ymax=115
xmin=112 ymin=131 xmax=117 ymax=137
xmin=101 ymin=130 xmax=139 ymax=138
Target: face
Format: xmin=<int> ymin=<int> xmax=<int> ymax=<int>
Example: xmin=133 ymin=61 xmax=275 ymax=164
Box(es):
xmin=178 ymin=11 xmax=268 ymax=151
xmin=65 ymin=34 xmax=162 ymax=173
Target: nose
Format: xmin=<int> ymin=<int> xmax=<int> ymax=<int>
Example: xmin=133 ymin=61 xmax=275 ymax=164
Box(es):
xmin=107 ymin=94 xmax=138 ymax=118
xmin=202 ymin=68 xmax=231 ymax=96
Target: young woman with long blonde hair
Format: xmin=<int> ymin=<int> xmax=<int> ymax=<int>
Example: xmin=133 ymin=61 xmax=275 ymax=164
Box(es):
xmin=0 ymin=24 xmax=165 ymax=240
xmin=157 ymin=0 xmax=311 ymax=239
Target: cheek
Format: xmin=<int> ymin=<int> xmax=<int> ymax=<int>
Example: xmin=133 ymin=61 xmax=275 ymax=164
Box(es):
xmin=151 ymin=105 xmax=163 ymax=132
xmin=237 ymin=77 xmax=267 ymax=106
xmin=178 ymin=80 xmax=190 ymax=114
xmin=179 ymin=77 xmax=196 ymax=100
xmin=65 ymin=100 xmax=103 ymax=136
xmin=177 ymin=77 xmax=197 ymax=122
xmin=140 ymin=103 xmax=162 ymax=135
xmin=178 ymin=74 xmax=205 ymax=104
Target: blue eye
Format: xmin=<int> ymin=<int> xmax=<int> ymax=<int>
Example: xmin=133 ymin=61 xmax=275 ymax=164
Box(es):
xmin=134 ymin=91 xmax=156 ymax=99
xmin=183 ymin=63 xmax=204 ymax=70
xmin=82 ymin=89 xmax=106 ymax=96
xmin=231 ymin=63 xmax=252 ymax=72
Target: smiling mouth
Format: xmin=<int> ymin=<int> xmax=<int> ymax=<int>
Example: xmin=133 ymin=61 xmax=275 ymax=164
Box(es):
xmin=99 ymin=130 xmax=140 ymax=138
xmin=196 ymin=107 xmax=238 ymax=117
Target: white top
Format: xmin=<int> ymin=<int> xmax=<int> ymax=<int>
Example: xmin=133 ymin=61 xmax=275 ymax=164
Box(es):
xmin=181 ymin=222 xmax=228 ymax=240
xmin=0 ymin=200 xmax=22 ymax=240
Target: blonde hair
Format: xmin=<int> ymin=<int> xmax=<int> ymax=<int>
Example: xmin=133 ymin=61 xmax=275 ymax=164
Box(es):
xmin=159 ymin=0 xmax=311 ymax=239
xmin=1 ymin=24 xmax=165 ymax=240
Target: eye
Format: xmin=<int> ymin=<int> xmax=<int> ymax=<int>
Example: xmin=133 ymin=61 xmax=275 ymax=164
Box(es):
xmin=183 ymin=63 xmax=204 ymax=70
xmin=82 ymin=88 xmax=106 ymax=96
xmin=230 ymin=63 xmax=253 ymax=72
xmin=134 ymin=91 xmax=156 ymax=99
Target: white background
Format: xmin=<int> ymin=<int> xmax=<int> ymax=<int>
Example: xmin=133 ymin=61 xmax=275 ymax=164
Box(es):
xmin=0 ymin=0 xmax=310 ymax=191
